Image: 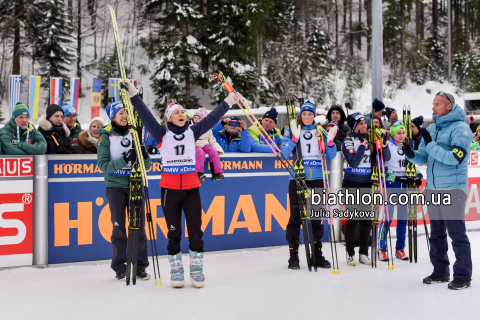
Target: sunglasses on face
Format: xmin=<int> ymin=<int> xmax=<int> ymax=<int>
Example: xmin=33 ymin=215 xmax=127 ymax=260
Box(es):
xmin=436 ymin=91 xmax=453 ymax=105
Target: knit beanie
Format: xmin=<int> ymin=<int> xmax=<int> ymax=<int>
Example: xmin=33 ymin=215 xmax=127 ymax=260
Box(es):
xmin=390 ymin=121 xmax=406 ymax=137
xmin=12 ymin=102 xmax=30 ymax=119
xmin=105 ymin=102 xmax=124 ymax=122
xmin=372 ymin=98 xmax=385 ymax=112
xmin=194 ymin=108 xmax=208 ymax=120
xmin=346 ymin=112 xmax=365 ymax=131
xmin=373 ymin=114 xmax=383 ymax=127
xmin=263 ymin=107 xmax=278 ymax=123
xmin=62 ymin=102 xmax=77 ymax=118
xmin=300 ymin=99 xmax=316 ymax=117
xmin=90 ymin=117 xmax=105 ymax=129
xmin=411 ymin=116 xmax=424 ymax=129
xmin=385 ymin=107 xmax=395 ymax=119
xmin=46 ymin=104 xmax=64 ymax=120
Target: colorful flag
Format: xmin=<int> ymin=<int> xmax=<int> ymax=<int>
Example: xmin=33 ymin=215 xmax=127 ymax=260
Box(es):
xmin=109 ymin=78 xmax=120 ymax=102
xmin=91 ymin=78 xmax=102 ymax=119
xmin=70 ymin=78 xmax=81 ymax=112
xmin=29 ymin=76 xmax=41 ymax=119
xmin=50 ymin=77 xmax=63 ymax=105
xmin=130 ymin=79 xmax=138 ymax=88
xmin=9 ymin=75 xmax=22 ymax=117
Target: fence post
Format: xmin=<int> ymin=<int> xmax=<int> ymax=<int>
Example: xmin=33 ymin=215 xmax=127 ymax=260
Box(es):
xmin=330 ymin=151 xmax=344 ymax=241
xmin=33 ymin=155 xmax=48 ymax=266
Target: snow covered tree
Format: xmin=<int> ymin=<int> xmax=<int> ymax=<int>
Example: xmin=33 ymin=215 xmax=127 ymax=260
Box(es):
xmin=35 ymin=0 xmax=75 ymax=99
xmin=144 ymin=0 xmax=206 ymax=113
xmin=307 ymin=24 xmax=333 ymax=105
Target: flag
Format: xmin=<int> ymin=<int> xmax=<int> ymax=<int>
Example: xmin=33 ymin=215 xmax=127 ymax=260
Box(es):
xmin=70 ymin=78 xmax=81 ymax=112
xmin=130 ymin=79 xmax=138 ymax=88
xmin=50 ymin=77 xmax=63 ymax=105
xmin=109 ymin=78 xmax=120 ymax=102
xmin=91 ymin=78 xmax=102 ymax=119
xmin=9 ymin=75 xmax=22 ymax=117
xmin=29 ymin=76 xmax=41 ymax=119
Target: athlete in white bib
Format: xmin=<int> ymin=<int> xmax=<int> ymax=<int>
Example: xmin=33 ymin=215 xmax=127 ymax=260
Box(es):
xmin=378 ymin=121 xmax=423 ymax=262
xmin=280 ymin=99 xmax=337 ymax=270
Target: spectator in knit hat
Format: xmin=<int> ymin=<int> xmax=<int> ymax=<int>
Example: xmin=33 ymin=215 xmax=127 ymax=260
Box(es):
xmin=411 ymin=116 xmax=424 ymax=150
xmin=0 ymin=102 xmax=47 ymax=155
xmin=212 ymin=116 xmax=250 ymax=153
xmin=62 ymin=102 xmax=84 ymax=150
xmin=245 ymin=107 xmax=283 ymax=152
xmin=323 ymin=105 xmax=351 ymax=151
xmin=383 ymin=107 xmax=398 ymax=130
xmin=193 ymin=108 xmax=225 ymax=181
xmin=76 ymin=117 xmax=105 ymax=154
xmin=38 ymin=104 xmax=75 ymax=154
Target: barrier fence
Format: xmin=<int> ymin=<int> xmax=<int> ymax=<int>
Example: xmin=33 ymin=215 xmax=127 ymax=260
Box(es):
xmin=1 ymin=151 xmax=480 ymax=268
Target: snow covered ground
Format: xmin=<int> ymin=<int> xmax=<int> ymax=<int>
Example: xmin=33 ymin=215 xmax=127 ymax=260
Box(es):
xmin=1 ymin=231 xmax=479 ymax=320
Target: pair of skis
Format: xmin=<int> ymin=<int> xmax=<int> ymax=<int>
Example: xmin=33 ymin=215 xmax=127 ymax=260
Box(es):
xmin=109 ymin=5 xmax=161 ymax=285
xmin=403 ymin=106 xmax=431 ymax=263
xmin=316 ymin=125 xmax=341 ymax=273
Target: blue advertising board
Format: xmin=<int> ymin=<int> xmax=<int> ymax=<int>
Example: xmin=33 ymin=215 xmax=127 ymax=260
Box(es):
xmin=47 ymin=154 xmax=330 ymax=264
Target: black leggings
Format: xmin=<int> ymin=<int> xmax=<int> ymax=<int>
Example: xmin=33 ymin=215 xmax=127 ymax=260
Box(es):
xmin=286 ymin=179 xmax=325 ymax=246
xmin=161 ymin=187 xmax=204 ymax=255
xmin=342 ymin=179 xmax=372 ymax=256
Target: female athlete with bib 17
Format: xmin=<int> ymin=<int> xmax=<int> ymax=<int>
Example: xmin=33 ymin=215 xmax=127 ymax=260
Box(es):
xmin=281 ymin=99 xmax=338 ymax=270
xmin=122 ymin=79 xmax=236 ymax=288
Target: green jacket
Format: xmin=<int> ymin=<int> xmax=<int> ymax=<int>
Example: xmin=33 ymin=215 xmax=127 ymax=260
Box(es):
xmin=0 ymin=118 xmax=47 ymax=155
xmin=471 ymin=140 xmax=479 ymax=150
xmin=97 ymin=124 xmax=151 ymax=188
xmin=69 ymin=120 xmax=84 ymax=149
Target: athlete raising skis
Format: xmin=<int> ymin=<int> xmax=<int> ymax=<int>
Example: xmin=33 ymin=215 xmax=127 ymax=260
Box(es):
xmin=122 ymin=79 xmax=236 ymax=288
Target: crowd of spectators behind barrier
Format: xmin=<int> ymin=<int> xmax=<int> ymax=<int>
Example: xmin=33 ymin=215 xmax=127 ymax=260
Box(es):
xmin=2 ymin=99 xmax=477 ymax=156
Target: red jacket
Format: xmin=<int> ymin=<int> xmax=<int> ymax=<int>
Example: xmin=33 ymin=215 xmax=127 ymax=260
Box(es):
xmin=160 ymin=172 xmax=201 ymax=190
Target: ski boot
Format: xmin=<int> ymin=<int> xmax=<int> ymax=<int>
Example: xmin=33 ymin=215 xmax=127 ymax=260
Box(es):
xmin=115 ymin=272 xmax=126 ymax=281
xmin=377 ymin=249 xmax=389 ymax=261
xmin=197 ymin=172 xmax=207 ymax=181
xmin=189 ymin=250 xmax=205 ymax=288
xmin=395 ymin=249 xmax=409 ymax=261
xmin=314 ymin=239 xmax=331 ymax=269
xmin=168 ymin=253 xmax=185 ymax=287
xmin=346 ymin=250 xmax=357 ymax=266
xmin=288 ymin=239 xmax=300 ymax=270
xmin=212 ymin=173 xmax=225 ymax=181
xmin=136 ymin=270 xmax=151 ymax=281
xmin=359 ymin=254 xmax=372 ymax=266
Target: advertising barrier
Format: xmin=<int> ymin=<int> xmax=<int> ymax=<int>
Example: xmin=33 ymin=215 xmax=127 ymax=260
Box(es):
xmin=0 ymin=156 xmax=34 ymax=268
xmin=47 ymin=154 xmax=331 ymax=264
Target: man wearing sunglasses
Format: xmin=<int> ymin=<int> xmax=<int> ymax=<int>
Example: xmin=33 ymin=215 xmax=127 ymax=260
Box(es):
xmin=402 ymin=91 xmax=473 ymax=290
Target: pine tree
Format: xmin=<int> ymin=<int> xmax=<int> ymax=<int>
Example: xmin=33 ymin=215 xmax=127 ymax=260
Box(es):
xmin=35 ymin=0 xmax=75 ymax=102
xmin=144 ymin=0 xmax=206 ymax=114
xmin=307 ymin=24 xmax=333 ymax=105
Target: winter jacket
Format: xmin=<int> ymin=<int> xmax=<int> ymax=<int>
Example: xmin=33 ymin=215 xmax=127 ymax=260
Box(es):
xmin=0 ymin=118 xmax=47 ymax=155
xmin=281 ymin=121 xmax=337 ymax=181
xmin=68 ymin=120 xmax=84 ymax=150
xmin=97 ymin=124 xmax=151 ymax=189
xmin=76 ymin=131 xmax=99 ymax=154
xmin=322 ymin=106 xmax=351 ymax=151
xmin=143 ymin=127 xmax=160 ymax=154
xmin=413 ymin=135 xmax=422 ymax=150
xmin=471 ymin=140 xmax=479 ymax=150
xmin=341 ymin=131 xmax=391 ymax=184
xmin=38 ymin=116 xmax=75 ymax=154
xmin=245 ymin=119 xmax=283 ymax=153
xmin=407 ymin=104 xmax=472 ymax=193
xmin=130 ymin=94 xmax=230 ymax=190
xmin=211 ymin=121 xmax=250 ymax=153
xmin=196 ymin=129 xmax=223 ymax=153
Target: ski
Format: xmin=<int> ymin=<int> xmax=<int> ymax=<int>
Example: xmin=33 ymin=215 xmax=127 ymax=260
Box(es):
xmin=108 ymin=5 xmax=161 ymax=285
xmin=404 ymin=105 xmax=417 ymax=263
xmin=286 ymin=98 xmax=316 ymax=272
xmin=316 ymin=125 xmax=340 ymax=273
xmin=370 ymin=113 xmax=380 ymax=268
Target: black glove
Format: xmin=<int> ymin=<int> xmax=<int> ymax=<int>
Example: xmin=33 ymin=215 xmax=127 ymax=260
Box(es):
xmin=123 ymin=148 xmax=137 ymax=163
xmin=141 ymin=145 xmax=148 ymax=158
xmin=402 ymin=143 xmax=415 ymax=158
xmin=420 ymin=128 xmax=432 ymax=146
xmin=395 ymin=176 xmax=414 ymax=185
xmin=413 ymin=174 xmax=423 ymax=187
xmin=146 ymin=145 xmax=158 ymax=155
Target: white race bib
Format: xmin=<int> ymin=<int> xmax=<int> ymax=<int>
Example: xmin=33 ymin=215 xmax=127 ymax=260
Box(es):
xmin=109 ymin=132 xmax=133 ymax=176
xmin=345 ymin=138 xmax=371 ymax=175
xmin=299 ymin=128 xmax=322 ymax=167
xmin=160 ymin=129 xmax=196 ymax=174
xmin=385 ymin=141 xmax=407 ymax=176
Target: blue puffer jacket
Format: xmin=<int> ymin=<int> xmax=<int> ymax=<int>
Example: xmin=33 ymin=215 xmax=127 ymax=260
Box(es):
xmin=407 ymin=104 xmax=472 ymax=193
xmin=281 ymin=122 xmax=337 ymax=181
xmin=212 ymin=121 xmax=250 ymax=153
xmin=143 ymin=126 xmax=160 ymax=154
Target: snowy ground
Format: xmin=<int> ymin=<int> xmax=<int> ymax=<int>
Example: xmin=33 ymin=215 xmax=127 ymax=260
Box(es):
xmin=1 ymin=231 xmax=480 ymax=320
